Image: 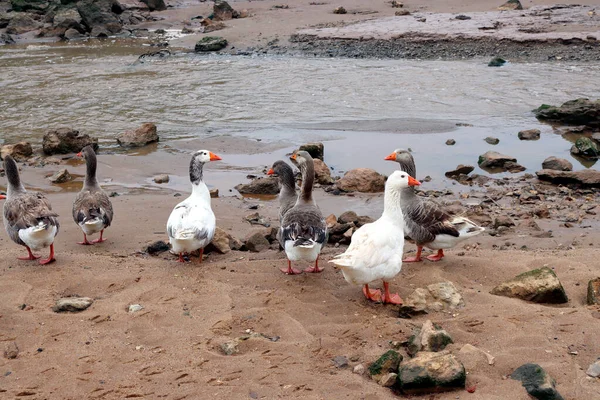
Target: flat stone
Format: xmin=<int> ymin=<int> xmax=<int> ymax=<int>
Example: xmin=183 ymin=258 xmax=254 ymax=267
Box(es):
xmin=398 ymin=351 xmax=466 ymax=394
xmin=518 ymin=129 xmax=541 ymax=140
xmin=445 ymin=164 xmax=474 ymax=178
xmin=48 ymin=168 xmax=73 ymax=184
xmin=407 ymin=320 xmax=453 ymax=357
xmin=332 ymin=355 xmax=349 ymax=368
xmin=586 ymin=360 xmax=600 ymax=378
xmin=244 ymin=212 xmax=270 ymax=227
xmin=587 ymin=277 xmax=600 ymax=305
xmin=533 ymin=98 xmax=600 ymax=128
xmin=510 ymin=363 xmax=565 ymax=400
xmin=490 ymin=267 xmax=568 ymax=304
xmin=536 ymin=169 xmax=600 ymax=187
xmin=153 ymin=174 xmax=169 ymax=184
xmin=541 ymin=157 xmax=572 ymax=172
xmin=53 ymin=297 xmax=94 ymax=313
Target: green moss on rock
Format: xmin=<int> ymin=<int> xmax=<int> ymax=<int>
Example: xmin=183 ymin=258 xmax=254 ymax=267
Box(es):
xmin=368 ymin=350 xmax=402 ymax=377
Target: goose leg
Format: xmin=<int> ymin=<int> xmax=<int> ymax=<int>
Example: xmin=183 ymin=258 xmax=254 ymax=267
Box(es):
xmin=304 ymin=256 xmax=323 ymax=273
xmin=18 ymin=246 xmax=40 ymax=260
xmin=198 ymin=248 xmax=204 ymax=264
xmin=426 ymin=249 xmax=444 ymax=262
xmin=362 ymin=284 xmax=382 ymax=302
xmin=382 ymin=281 xmax=403 ymax=305
xmin=91 ymin=230 xmax=106 ymax=243
xmin=280 ymin=260 xmax=302 ymax=275
xmin=178 ymin=253 xmax=186 ymax=263
xmin=78 ymin=233 xmax=93 ymax=245
xmin=39 ymin=244 xmax=56 ymax=265
xmin=403 ymin=246 xmax=423 ymax=262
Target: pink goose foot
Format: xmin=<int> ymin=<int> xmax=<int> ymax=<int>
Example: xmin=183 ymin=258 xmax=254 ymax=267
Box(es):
xmin=18 ymin=246 xmax=40 ymax=260
xmin=280 ymin=260 xmax=302 ymax=275
xmin=426 ymin=249 xmax=445 ymax=262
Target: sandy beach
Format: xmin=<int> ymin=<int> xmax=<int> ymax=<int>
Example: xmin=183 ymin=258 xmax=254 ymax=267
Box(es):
xmin=1 ymin=0 xmax=600 ymax=399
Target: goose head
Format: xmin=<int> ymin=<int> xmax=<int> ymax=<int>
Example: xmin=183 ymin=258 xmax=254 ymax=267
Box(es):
xmin=0 ymin=194 xmax=5 ymax=200
xmin=384 ymin=148 xmax=416 ymax=178
xmin=289 ymin=150 xmax=313 ymax=168
xmin=193 ymin=150 xmax=222 ymax=164
xmin=267 ymin=160 xmax=290 ymax=177
xmin=386 ymin=170 xmax=420 ymax=191
xmin=76 ymin=145 xmax=96 ymax=160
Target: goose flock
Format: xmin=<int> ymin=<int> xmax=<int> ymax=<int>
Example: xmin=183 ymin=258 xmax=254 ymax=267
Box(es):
xmin=0 ymin=146 xmax=485 ymax=305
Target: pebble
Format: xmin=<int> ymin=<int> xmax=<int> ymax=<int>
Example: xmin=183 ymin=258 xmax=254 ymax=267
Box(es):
xmin=379 ymin=372 xmax=398 ymax=387
xmin=332 ymin=355 xmax=349 ymax=368
xmin=3 ymin=342 xmax=19 ymax=359
xmin=353 ymin=364 xmax=366 ymax=375
xmin=52 ymin=297 xmax=94 ymax=313
xmin=153 ymin=174 xmax=169 ymax=184
xmin=128 ymin=304 xmax=144 ymax=313
xmin=586 ymin=359 xmax=600 ymax=378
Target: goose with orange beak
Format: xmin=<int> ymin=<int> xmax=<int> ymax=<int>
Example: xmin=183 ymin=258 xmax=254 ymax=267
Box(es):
xmin=329 ymin=171 xmax=420 ymax=304
xmin=384 ymin=148 xmax=484 ymax=262
xmin=267 ymin=160 xmax=297 ymax=223
xmin=167 ymin=150 xmax=222 ymax=263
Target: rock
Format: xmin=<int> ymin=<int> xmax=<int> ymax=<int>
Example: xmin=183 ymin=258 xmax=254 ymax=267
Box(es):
xmin=586 ymin=359 xmax=600 ymax=378
xmin=397 ymin=351 xmax=466 ymax=394
xmin=445 ymin=164 xmax=474 ymax=178
xmin=455 ymin=14 xmax=471 ymax=20
xmin=325 ymin=214 xmax=337 ymax=228
xmin=48 ymin=168 xmax=73 ymax=184
xmin=368 ymin=350 xmax=402 ymax=381
xmin=1 ymin=142 xmax=33 ymax=161
xmin=53 ymin=7 xmax=83 ymax=32
xmin=207 ymin=227 xmax=235 ymax=254
xmin=213 ymin=0 xmax=238 ymax=21
xmin=6 ymin=13 xmax=41 ymax=34
xmin=63 ymin=28 xmax=84 ymax=40
xmin=128 ymin=304 xmax=143 ymax=313
xmin=140 ymin=0 xmax=166 ymax=11
xmin=313 ymin=158 xmax=333 ymax=184
xmin=534 ymin=98 xmax=600 ymax=128
xmin=488 ymin=56 xmax=506 ymax=67
xmin=491 ymin=267 xmax=568 ymax=304
xmin=390 ymin=0 xmax=403 ymax=7
xmin=542 ymin=157 xmax=572 ymax=172
xmin=209 ymin=188 xmax=218 ymax=198
xmin=0 ymin=13 xmax=11 ymax=29
xmin=0 ymin=33 xmax=15 ymax=45
xmin=518 ymin=129 xmax=541 ymax=140
xmin=332 ymin=355 xmax=349 ymax=368
xmin=356 ymin=215 xmax=374 ymax=227
xmin=536 ymin=169 xmax=600 ymax=187
xmin=4 ymin=342 xmax=19 ymax=359
xmin=10 ymin=0 xmax=50 ymax=12
xmin=52 ymin=297 xmax=94 ymax=312
xmin=220 ymin=339 xmax=239 ymax=355
xmin=336 ymin=168 xmax=385 ymax=193
xmin=245 ymin=232 xmax=270 ymax=252
xmin=510 ymin=363 xmax=565 ymax=400
xmin=153 ymin=174 xmax=169 ymax=184
xmin=236 ymin=177 xmax=279 ymax=195
xmin=298 ymin=142 xmax=324 ymax=160
xmin=379 ymin=372 xmax=398 ymax=387
xmin=146 ymin=240 xmax=170 ymax=255
xmin=571 ymin=137 xmax=599 ymax=158
xmin=497 ymin=0 xmax=523 ymax=11
xmin=395 ymin=9 xmax=410 ymax=16
xmin=333 ymin=6 xmax=347 ymax=14
xmin=445 ymin=139 xmax=455 ymax=145
xmin=43 ymin=128 xmax=98 ymax=155
xmin=244 ymin=212 xmax=270 ymax=228
xmin=260 ymin=227 xmax=278 ymax=243
xmin=478 ymin=151 xmax=524 ymax=172
xmin=338 ymin=211 xmax=358 ymax=224
xmin=200 ymin=18 xmax=226 ymax=33
xmin=117 ymin=123 xmax=158 ymax=147
xmin=353 ymin=364 xmax=366 ymax=375
xmin=494 ymin=215 xmax=514 ymax=229
xmin=195 ymin=35 xmax=228 ymax=52
xmin=587 ymin=277 xmax=600 ymax=305
xmin=484 ymin=136 xmax=500 ymax=145
xmin=458 ymin=344 xmax=495 ymax=370
xmin=399 ymin=281 xmax=465 ymax=317
xmin=77 ymin=0 xmax=123 ymax=35
xmin=407 ymin=320 xmax=453 ymax=357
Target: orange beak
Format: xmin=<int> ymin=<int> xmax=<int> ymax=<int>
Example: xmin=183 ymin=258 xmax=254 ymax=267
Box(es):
xmin=76 ymin=152 xmax=82 ymax=157
xmin=290 ymin=153 xmax=297 ymax=160
xmin=209 ymin=152 xmax=222 ymax=161
xmin=384 ymin=152 xmax=396 ymax=161
xmin=408 ymin=176 xmax=421 ymax=186
xmin=0 ymin=194 xmax=6 ymax=200
xmin=267 ymin=168 xmax=275 ymax=175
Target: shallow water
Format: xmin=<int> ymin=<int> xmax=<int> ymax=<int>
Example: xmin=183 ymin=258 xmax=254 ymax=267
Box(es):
xmin=1 ymin=41 xmax=600 ymax=193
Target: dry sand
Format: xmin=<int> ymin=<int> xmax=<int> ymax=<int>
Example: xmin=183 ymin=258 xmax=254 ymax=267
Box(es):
xmin=1 ymin=187 xmax=600 ymax=399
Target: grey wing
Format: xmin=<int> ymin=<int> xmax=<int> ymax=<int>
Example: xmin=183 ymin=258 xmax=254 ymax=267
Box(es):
xmin=4 ymin=193 xmax=59 ymax=244
xmin=405 ymin=199 xmax=459 ymax=245
xmin=281 ymin=205 xmax=327 ymax=245
xmin=72 ymin=190 xmax=113 ymax=227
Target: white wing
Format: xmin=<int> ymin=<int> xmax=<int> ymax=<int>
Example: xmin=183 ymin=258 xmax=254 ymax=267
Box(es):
xmin=167 ymin=199 xmax=216 ymax=243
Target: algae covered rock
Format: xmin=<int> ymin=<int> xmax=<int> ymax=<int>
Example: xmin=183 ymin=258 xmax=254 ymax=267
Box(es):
xmin=510 ymin=363 xmax=565 ymax=400
xmin=398 ymin=351 xmax=466 ymax=394
xmin=533 ymin=98 xmax=600 ymax=127
xmin=490 ymin=267 xmax=568 ymax=304
xmin=368 ymin=350 xmax=402 ymax=381
xmin=570 ymin=137 xmax=599 ymax=158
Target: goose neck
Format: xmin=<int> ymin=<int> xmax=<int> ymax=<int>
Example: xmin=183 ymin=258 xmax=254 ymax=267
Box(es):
xmin=298 ymin=159 xmax=315 ymax=203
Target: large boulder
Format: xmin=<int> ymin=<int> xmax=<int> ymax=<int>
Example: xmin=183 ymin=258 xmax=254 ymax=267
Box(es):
xmin=570 ymin=137 xmax=599 ymax=159
xmin=397 ymin=351 xmax=466 ymax=394
xmin=313 ymin=158 xmax=333 ymax=184
xmin=536 ymin=169 xmax=600 ymax=187
xmin=140 ymin=0 xmax=166 ymax=11
xmin=533 ymin=98 xmax=600 ymax=128
xmin=6 ymin=13 xmax=41 ymax=34
xmin=478 ymin=151 xmax=525 ymax=172
xmin=510 ymin=363 xmax=565 ymax=400
xmin=42 ymin=128 xmax=98 ymax=155
xmin=336 ymin=168 xmax=385 ymax=192
xmin=235 ymin=177 xmax=279 ymax=195
xmin=299 ymin=142 xmax=324 ymax=160
xmin=194 ymin=36 xmax=228 ymax=52
xmin=77 ymin=0 xmax=123 ymax=35
xmin=541 ymin=156 xmax=572 ymax=171
xmin=1 ymin=142 xmax=33 ymax=161
xmin=10 ymin=0 xmax=50 ymax=13
xmin=53 ymin=7 xmax=84 ymax=32
xmin=213 ymin=0 xmax=238 ymax=21
xmin=490 ymin=267 xmax=568 ymax=304
xmin=116 ymin=122 xmax=158 ymax=147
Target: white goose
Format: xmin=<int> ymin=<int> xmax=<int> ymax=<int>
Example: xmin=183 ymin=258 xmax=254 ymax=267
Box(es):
xmin=329 ymin=171 xmax=420 ymax=304
xmin=385 ymin=148 xmax=485 ymax=262
xmin=167 ymin=150 xmax=221 ymax=263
